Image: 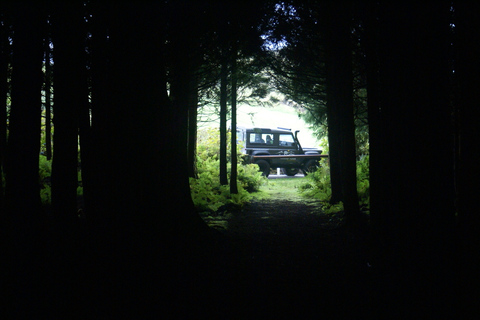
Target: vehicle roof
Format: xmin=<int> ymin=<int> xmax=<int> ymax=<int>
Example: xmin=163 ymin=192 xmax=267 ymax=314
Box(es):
xmin=240 ymin=127 xmax=294 ymax=134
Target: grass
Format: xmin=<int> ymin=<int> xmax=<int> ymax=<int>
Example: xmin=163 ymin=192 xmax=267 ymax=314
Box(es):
xmin=251 ymin=176 xmax=319 ymax=205
xmin=262 ymin=177 xmax=305 ymax=200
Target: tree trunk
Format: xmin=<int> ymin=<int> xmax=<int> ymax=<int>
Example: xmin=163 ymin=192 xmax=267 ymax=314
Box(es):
xmin=5 ymin=4 xmax=44 ymax=221
xmin=51 ymin=2 xmax=85 ymax=224
xmin=455 ymin=2 xmax=480 ymax=315
xmin=230 ymin=46 xmax=238 ymax=194
xmin=324 ymin=2 xmax=362 ymax=230
xmin=363 ymin=1 xmax=387 ymax=248
xmin=87 ymin=1 xmax=111 ymax=219
xmin=219 ymin=52 xmax=228 ymax=185
xmin=325 ymin=106 xmax=343 ymax=203
xmin=372 ymin=2 xmax=456 ymax=315
xmin=187 ymin=76 xmax=199 ymax=179
xmin=4 ymin=4 xmax=46 ymax=315
xmin=44 ymin=32 xmax=52 ymax=161
xmin=0 ymin=15 xmax=9 ymax=209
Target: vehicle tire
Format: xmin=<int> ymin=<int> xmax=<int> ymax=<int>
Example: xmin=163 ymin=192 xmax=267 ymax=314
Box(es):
xmin=303 ymin=160 xmax=319 ymax=175
xmin=255 ymin=160 xmax=271 ymax=177
xmin=285 ymin=168 xmax=299 ymax=176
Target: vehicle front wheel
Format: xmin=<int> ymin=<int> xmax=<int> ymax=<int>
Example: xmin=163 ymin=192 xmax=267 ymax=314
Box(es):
xmin=255 ymin=160 xmax=271 ymax=177
xmin=284 ymin=168 xmax=299 ymax=176
xmin=303 ymin=160 xmax=319 ymax=175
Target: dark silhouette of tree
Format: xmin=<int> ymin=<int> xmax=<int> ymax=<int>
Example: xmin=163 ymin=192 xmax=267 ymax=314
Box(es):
xmin=43 ymin=25 xmax=52 ymax=161
xmin=324 ymin=2 xmax=363 ymax=230
xmin=0 ymin=10 xmax=10 ymax=209
xmin=230 ymin=43 xmax=239 ymax=194
xmin=219 ymin=51 xmax=229 ymax=185
xmin=364 ymin=2 xmax=457 ymax=315
xmin=187 ymin=75 xmax=199 ymax=179
xmin=4 ymin=4 xmax=45 ymax=223
xmin=454 ymin=2 xmax=480 ymax=315
xmin=50 ymin=2 xmax=86 ymax=225
xmin=4 ymin=3 xmax=46 ymax=316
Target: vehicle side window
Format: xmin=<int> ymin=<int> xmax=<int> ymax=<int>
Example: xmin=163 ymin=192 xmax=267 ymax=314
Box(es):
xmin=249 ymin=133 xmax=275 ymax=145
xmin=279 ymin=134 xmax=296 ymax=147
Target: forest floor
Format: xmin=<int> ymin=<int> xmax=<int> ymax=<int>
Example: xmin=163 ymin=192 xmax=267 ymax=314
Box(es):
xmin=195 ymin=175 xmax=463 ymax=319
xmin=198 ymin=175 xmax=380 ymax=319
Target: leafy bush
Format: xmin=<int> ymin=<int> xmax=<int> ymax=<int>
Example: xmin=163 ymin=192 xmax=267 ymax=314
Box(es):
xmin=38 ymin=155 xmax=84 ymax=206
xmin=39 ymin=155 xmax=52 ymax=205
xmin=190 ymin=128 xmax=266 ymax=213
xmin=356 ymin=155 xmax=370 ymax=210
xmin=298 ymin=156 xmax=370 ymax=213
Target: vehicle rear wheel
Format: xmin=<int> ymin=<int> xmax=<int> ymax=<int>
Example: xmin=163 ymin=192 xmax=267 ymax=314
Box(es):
xmin=303 ymin=160 xmax=319 ymax=175
xmin=284 ymin=168 xmax=299 ymax=176
xmin=255 ymin=160 xmax=271 ymax=177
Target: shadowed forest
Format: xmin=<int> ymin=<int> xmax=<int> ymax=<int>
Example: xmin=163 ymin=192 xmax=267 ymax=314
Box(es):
xmin=1 ymin=1 xmax=479 ymax=318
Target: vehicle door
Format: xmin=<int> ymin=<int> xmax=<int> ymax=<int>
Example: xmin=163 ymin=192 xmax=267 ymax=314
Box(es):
xmin=272 ymin=133 xmax=303 ymax=167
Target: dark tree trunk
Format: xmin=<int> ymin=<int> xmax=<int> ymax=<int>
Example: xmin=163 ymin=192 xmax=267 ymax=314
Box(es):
xmin=87 ymin=1 xmax=111 ymax=219
xmin=230 ymin=46 xmax=238 ymax=194
xmin=363 ymin=1 xmax=387 ymax=248
xmin=78 ymin=65 xmax=93 ymax=214
xmin=187 ymin=76 xmax=198 ymax=179
xmin=4 ymin=4 xmax=46 ymax=316
xmin=89 ymin=0 xmax=209 ymax=244
xmin=325 ymin=114 xmax=343 ymax=203
xmin=5 ymin=5 xmax=44 ymax=221
xmin=324 ymin=2 xmax=362 ymax=229
xmin=372 ymin=2 xmax=456 ymax=315
xmin=50 ymin=2 xmax=85 ymax=224
xmin=168 ymin=25 xmax=203 ymax=226
xmin=0 ymin=14 xmax=9 ymax=209
xmin=83 ymin=4 xmax=216 ymax=315
xmin=44 ymin=32 xmax=52 ymax=161
xmin=219 ymin=52 xmax=228 ymax=185
xmin=455 ymin=2 xmax=480 ymax=315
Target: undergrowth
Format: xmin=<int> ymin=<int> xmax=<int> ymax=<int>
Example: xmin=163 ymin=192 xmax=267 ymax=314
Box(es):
xmin=298 ymin=155 xmax=370 ymax=214
xmin=39 ymin=155 xmax=52 ymax=205
xmin=190 ymin=128 xmax=266 ymax=213
xmin=39 ymin=155 xmax=83 ymax=206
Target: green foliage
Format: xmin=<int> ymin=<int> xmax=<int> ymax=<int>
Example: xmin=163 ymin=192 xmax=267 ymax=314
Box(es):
xmin=356 ymin=155 xmax=370 ymax=210
xmin=40 ymin=187 xmax=51 ymax=206
xmin=190 ymin=128 xmax=266 ymax=213
xmin=298 ymin=156 xmax=370 ymax=213
xmin=39 ymin=155 xmax=52 ymax=205
xmin=298 ymin=158 xmax=336 ymax=210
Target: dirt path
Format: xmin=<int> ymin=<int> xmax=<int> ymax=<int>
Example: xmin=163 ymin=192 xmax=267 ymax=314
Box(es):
xmin=201 ymin=192 xmax=376 ymax=318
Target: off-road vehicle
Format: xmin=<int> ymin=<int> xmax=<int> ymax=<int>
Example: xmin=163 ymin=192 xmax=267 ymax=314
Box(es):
xmin=237 ymin=127 xmax=327 ymax=177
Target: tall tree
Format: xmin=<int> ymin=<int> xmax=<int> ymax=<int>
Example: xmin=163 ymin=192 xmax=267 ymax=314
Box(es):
xmin=455 ymin=2 xmax=480 ymax=314
xmin=362 ymin=0 xmax=384 ymax=247
xmin=85 ymin=0 xmax=111 ymax=217
xmin=230 ymin=44 xmax=239 ymax=194
xmin=0 ymin=11 xmax=10 ymax=209
xmin=324 ymin=2 xmax=362 ymax=229
xmin=4 ymin=3 xmax=46 ymax=316
xmin=4 ymin=4 xmax=45 ymax=223
xmin=43 ymin=27 xmax=52 ymax=161
xmin=187 ymin=76 xmax=199 ymax=179
xmin=219 ymin=51 xmax=229 ymax=185
xmin=367 ymin=2 xmax=456 ymax=315
xmin=50 ymin=2 xmax=86 ymax=224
